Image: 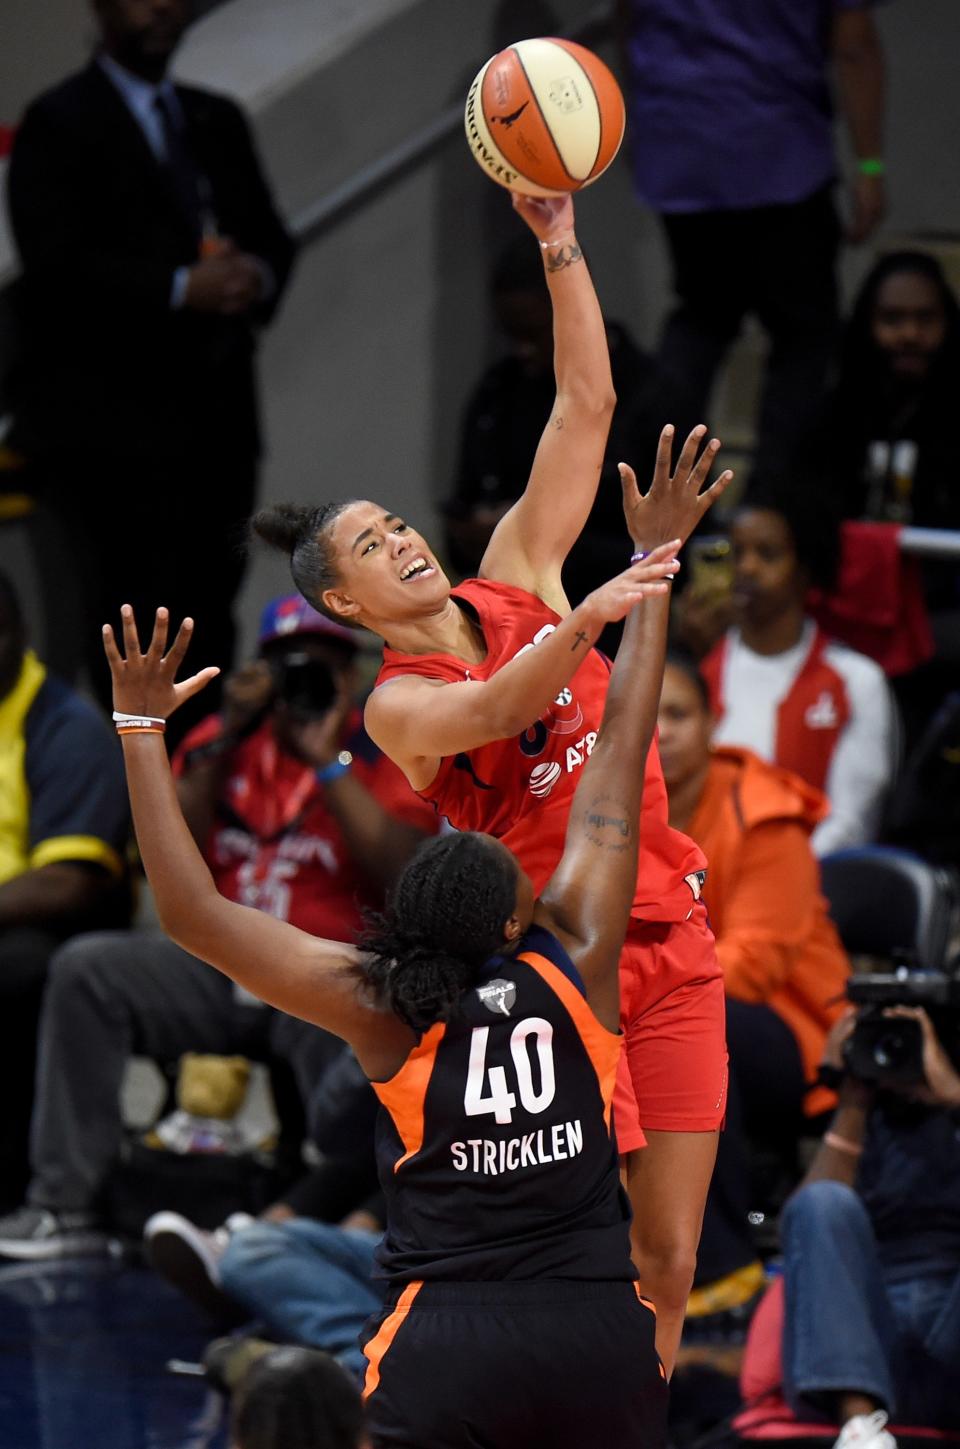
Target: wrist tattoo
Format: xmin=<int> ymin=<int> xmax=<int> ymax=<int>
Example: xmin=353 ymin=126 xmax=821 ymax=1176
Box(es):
xmin=543 ymin=241 xmax=583 ymax=273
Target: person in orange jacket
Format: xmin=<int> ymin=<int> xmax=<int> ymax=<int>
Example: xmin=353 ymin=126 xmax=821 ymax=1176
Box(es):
xmin=657 ymin=651 xmax=850 ymax=1317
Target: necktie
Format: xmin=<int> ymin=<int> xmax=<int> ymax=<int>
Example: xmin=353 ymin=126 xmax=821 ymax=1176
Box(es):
xmin=153 ymin=91 xmax=205 ymax=239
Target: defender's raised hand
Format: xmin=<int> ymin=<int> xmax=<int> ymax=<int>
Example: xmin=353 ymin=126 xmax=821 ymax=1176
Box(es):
xmin=622 ymin=425 xmax=734 ymax=554
xmin=102 ymin=606 xmax=220 ymax=721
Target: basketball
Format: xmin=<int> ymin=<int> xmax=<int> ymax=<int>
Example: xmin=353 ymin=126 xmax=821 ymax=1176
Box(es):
xmin=464 ymin=37 xmax=625 ymax=198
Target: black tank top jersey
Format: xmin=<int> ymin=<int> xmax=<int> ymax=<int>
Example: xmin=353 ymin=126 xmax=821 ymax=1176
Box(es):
xmin=372 ymin=924 xmax=635 ymax=1286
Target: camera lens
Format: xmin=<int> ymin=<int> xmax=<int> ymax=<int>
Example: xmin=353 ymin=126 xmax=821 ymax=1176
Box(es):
xmin=277 ymin=654 xmax=337 ymax=717
xmin=872 ymin=1028 xmax=908 ymax=1071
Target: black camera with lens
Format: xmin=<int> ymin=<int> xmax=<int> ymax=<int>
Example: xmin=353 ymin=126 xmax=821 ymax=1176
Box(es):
xmin=843 ymin=960 xmax=960 ymax=1089
xmin=272 ymin=653 xmax=338 ymax=719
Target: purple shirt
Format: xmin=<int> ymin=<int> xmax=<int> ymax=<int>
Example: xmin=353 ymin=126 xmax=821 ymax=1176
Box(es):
xmin=625 ymin=0 xmax=870 ymax=213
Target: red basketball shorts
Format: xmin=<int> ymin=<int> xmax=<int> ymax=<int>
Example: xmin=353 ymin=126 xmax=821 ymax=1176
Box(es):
xmin=612 ymin=901 xmax=728 ymax=1151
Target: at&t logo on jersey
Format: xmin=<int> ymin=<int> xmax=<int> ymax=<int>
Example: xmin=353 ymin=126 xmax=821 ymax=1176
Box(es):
xmin=529 ymin=762 xmax=562 ymax=798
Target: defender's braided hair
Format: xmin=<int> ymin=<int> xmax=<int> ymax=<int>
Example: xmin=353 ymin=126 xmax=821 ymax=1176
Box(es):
xmin=251 ymin=501 xmax=360 ymax=622
xmin=360 ymin=833 xmax=519 ymax=1032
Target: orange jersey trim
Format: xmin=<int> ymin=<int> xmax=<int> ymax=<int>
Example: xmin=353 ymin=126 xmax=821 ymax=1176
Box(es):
xmin=520 ymin=950 xmax=622 ymax=1130
xmin=362 ymin=1280 xmax=423 ymax=1400
xmin=372 ymin=1021 xmax=446 ymax=1172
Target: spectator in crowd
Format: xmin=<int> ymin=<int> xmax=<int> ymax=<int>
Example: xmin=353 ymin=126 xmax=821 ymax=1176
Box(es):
xmin=215 ymin=1197 xmax=385 ymax=1384
xmin=827 ymin=251 xmax=960 ymax=742
xmin=0 ymin=596 xmax=436 ymax=1258
xmin=688 ymin=491 xmax=897 ymax=854
xmin=617 ymin=0 xmax=886 ymax=475
xmin=229 ymin=1346 xmax=368 ymax=1449
xmin=830 ymin=251 xmax=960 ymax=530
xmin=441 ymin=235 xmax=673 ymax=647
xmin=0 ymin=570 xmax=129 ymax=1208
xmin=5 ymin=0 xmax=296 ymax=730
xmin=145 ymin=1047 xmax=382 ymax=1369
xmin=656 ymin=654 xmax=849 ymax=1313
xmin=781 ymin=1007 xmax=960 ymax=1447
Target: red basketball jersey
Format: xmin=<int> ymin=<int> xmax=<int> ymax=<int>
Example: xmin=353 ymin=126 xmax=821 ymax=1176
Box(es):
xmin=375 ymin=578 xmax=704 ymax=923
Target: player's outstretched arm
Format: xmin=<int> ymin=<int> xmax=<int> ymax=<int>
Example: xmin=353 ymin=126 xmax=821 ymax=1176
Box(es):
xmin=535 ymin=471 xmax=684 ymax=1028
xmin=103 ymin=607 xmax=414 ymax=1069
xmin=365 ymin=546 xmax=678 ymax=790
xmin=477 ymin=193 xmax=615 ymax=612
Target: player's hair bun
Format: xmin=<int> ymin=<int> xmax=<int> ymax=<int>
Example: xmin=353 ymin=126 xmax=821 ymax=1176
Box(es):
xmin=251 ymin=502 xmax=315 ymax=555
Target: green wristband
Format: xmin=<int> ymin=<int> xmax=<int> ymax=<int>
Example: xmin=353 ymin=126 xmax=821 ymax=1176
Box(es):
xmin=858 ymin=157 xmax=886 ymax=177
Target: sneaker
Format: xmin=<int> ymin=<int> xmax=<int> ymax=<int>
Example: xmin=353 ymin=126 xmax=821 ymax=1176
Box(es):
xmin=834 ymin=1410 xmax=897 ymax=1449
xmin=144 ymin=1210 xmax=253 ymax=1325
xmin=0 ymin=1206 xmax=109 ymax=1261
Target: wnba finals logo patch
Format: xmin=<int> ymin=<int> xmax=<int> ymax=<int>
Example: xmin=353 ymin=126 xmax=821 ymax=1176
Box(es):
xmin=477 ymin=979 xmax=517 ymax=1017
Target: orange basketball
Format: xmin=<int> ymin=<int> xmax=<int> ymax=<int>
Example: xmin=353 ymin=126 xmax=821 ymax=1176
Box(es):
xmin=464 ymin=37 xmax=625 ymax=198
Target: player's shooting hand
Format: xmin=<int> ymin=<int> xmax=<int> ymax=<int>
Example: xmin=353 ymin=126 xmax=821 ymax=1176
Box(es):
xmin=511 ymin=191 xmax=576 ymax=246
xmin=622 ymin=427 xmax=734 ymax=554
xmin=583 ymin=539 xmax=680 ymax=625
xmin=103 ymin=606 xmax=219 ymax=720
xmin=884 ymin=1006 xmax=960 ymax=1108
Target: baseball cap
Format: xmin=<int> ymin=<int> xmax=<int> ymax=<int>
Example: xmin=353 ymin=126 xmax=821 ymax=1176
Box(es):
xmin=257 ymin=595 xmax=358 ymax=649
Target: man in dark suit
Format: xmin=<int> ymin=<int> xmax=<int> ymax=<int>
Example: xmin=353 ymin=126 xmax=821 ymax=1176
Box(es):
xmin=6 ymin=0 xmax=296 ymax=728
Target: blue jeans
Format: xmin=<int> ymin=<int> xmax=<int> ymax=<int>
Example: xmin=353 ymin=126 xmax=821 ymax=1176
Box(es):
xmin=219 ymin=1219 xmax=384 ymax=1381
xmin=781 ymin=1181 xmax=960 ymax=1428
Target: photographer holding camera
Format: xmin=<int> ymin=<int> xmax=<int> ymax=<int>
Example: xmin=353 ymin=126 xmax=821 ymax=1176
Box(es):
xmin=780 ymin=1002 xmax=960 ymax=1448
xmin=0 ymin=597 xmax=438 ymax=1259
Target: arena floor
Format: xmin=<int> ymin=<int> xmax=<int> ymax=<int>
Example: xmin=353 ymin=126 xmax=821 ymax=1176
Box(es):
xmin=0 ymin=1258 xmax=229 ymax=1449
xmin=0 ymin=1253 xmax=744 ymax=1448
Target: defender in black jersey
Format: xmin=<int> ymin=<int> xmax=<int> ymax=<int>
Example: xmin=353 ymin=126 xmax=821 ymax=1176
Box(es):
xmin=105 ymin=517 xmax=682 ymax=1447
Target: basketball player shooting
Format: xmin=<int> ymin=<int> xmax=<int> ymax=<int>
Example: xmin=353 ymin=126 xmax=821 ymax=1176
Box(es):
xmin=253 ymin=186 xmax=733 ymax=1374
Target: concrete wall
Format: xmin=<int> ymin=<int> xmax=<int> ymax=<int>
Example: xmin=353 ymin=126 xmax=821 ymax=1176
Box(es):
xmin=1 ymin=0 xmax=958 ymax=661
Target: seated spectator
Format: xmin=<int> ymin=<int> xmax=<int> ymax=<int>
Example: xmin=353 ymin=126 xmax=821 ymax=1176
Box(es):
xmin=229 ymin=1346 xmax=368 ymax=1449
xmin=0 ymin=570 xmax=129 ymax=1207
xmin=145 ymin=1048 xmax=383 ymax=1370
xmin=827 ymin=251 xmax=960 ymax=742
xmin=781 ymin=1007 xmax=960 ymax=1446
xmin=441 ymin=236 xmax=673 ymax=646
xmin=0 ymin=595 xmax=437 ymax=1257
xmin=692 ymin=491 xmax=897 ymax=854
xmin=656 ymin=654 xmax=849 ymax=1311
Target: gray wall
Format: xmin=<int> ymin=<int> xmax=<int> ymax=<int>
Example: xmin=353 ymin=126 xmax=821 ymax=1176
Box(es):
xmin=1 ymin=0 xmax=958 ymax=660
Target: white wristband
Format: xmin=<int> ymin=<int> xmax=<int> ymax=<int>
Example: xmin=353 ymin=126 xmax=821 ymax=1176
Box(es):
xmin=539 ymin=231 xmax=576 ymax=251
xmin=113 ymin=710 xmax=167 ymax=725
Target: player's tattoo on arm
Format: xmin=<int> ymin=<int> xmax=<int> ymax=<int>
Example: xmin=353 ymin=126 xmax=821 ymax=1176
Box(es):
xmin=582 ymin=794 xmax=632 ymax=852
xmin=572 ymin=631 xmax=589 ymax=651
xmin=544 ymin=241 xmax=584 ymax=273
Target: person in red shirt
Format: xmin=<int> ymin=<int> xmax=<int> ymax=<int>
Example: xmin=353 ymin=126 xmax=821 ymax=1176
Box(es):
xmin=253 ymin=188 xmax=733 ymax=1374
xmin=0 ymin=595 xmax=437 ymax=1261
